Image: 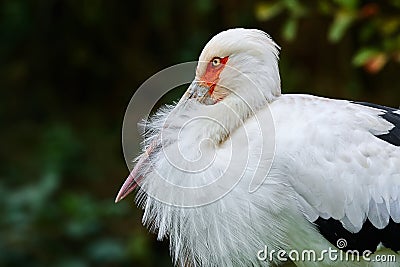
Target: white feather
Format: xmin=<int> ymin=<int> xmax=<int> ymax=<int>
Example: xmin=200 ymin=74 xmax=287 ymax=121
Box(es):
xmin=124 ymin=28 xmax=400 ymax=266
xmin=270 ymin=95 xmax=400 ymax=232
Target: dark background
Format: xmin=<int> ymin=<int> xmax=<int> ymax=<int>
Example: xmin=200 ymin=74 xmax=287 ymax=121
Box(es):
xmin=1 ymin=0 xmax=399 ymax=266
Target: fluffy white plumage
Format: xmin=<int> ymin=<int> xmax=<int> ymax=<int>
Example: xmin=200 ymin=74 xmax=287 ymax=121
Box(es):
xmin=116 ymin=28 xmax=400 ymax=266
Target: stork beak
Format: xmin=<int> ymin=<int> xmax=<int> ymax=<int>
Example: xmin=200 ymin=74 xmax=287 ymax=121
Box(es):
xmin=179 ymin=80 xmax=216 ymax=105
xmin=115 ymin=144 xmax=154 ymax=203
xmin=115 ymin=81 xmax=214 ymax=203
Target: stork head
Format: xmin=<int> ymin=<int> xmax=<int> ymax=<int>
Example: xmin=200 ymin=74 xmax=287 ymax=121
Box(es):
xmin=182 ymin=28 xmax=281 ymax=108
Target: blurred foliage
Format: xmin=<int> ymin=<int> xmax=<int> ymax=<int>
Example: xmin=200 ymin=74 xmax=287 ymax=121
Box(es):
xmin=255 ymin=0 xmax=400 ymax=73
xmin=0 ymin=0 xmax=399 ymax=267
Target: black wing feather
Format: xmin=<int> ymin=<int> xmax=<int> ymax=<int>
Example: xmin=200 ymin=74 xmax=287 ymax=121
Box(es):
xmin=315 ymin=218 xmax=400 ymax=253
xmin=353 ymin=101 xmax=400 ymax=146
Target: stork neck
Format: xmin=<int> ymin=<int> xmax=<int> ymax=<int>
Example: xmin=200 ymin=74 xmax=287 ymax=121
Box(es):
xmin=199 ymin=95 xmax=260 ymax=144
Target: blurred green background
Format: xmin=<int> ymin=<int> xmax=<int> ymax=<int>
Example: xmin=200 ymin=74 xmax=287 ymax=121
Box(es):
xmin=1 ymin=0 xmax=399 ymax=266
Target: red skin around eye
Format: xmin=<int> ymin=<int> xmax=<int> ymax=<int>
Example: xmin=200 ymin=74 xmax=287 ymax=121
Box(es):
xmin=200 ymin=56 xmax=229 ymax=94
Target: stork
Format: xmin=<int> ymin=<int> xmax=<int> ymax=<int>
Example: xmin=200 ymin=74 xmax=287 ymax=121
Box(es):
xmin=115 ymin=28 xmax=400 ymax=266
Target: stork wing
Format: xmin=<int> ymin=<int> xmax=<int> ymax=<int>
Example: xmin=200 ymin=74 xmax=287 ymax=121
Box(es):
xmin=270 ymin=95 xmax=400 ymax=251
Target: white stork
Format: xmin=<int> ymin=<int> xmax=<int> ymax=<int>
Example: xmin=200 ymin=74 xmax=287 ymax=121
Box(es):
xmin=116 ymin=28 xmax=400 ymax=266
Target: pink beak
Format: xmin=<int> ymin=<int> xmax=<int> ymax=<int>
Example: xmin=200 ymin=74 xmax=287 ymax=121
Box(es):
xmin=115 ymin=145 xmax=154 ymax=203
xmin=115 ymin=80 xmax=213 ymax=203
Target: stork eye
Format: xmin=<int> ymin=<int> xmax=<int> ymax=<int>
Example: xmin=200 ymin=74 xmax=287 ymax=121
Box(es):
xmin=211 ymin=57 xmax=221 ymax=67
